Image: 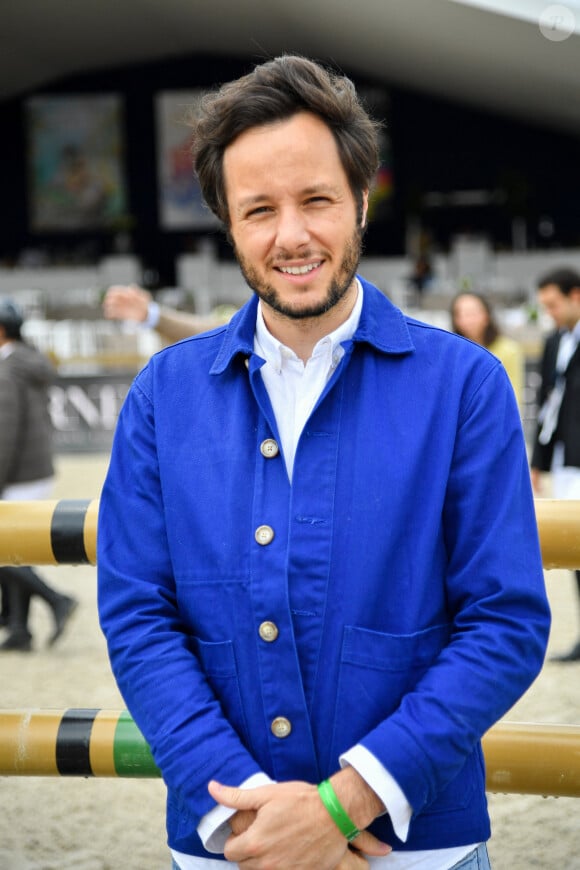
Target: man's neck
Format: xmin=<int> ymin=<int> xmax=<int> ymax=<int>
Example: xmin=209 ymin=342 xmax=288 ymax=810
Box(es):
xmin=260 ymin=282 xmax=359 ymax=363
xmin=563 ymin=316 xmax=580 ymax=335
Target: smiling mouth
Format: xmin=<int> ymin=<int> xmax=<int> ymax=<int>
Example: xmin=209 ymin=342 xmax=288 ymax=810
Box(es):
xmin=276 ymin=261 xmax=322 ymax=276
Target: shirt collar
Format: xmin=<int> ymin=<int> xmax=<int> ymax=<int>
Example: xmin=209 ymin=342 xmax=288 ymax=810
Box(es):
xmin=0 ymin=341 xmax=15 ymax=359
xmin=254 ymin=279 xmax=364 ymax=372
xmin=210 ymin=274 xmax=414 ymax=375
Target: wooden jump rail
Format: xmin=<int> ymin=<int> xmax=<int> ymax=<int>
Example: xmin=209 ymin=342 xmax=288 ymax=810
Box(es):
xmin=0 ymin=498 xmax=578 ymax=568
xmin=0 ymin=499 xmax=98 ymax=567
xmin=0 ymin=500 xmax=578 ymax=796
xmin=0 ymin=710 xmax=578 ymax=797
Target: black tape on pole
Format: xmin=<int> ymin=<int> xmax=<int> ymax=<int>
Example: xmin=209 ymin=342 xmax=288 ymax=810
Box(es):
xmin=56 ymin=708 xmax=100 ymax=776
xmin=50 ymin=499 xmax=91 ymax=565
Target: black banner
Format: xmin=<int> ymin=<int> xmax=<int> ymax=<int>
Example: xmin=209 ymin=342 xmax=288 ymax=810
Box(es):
xmin=50 ymin=372 xmax=134 ymax=453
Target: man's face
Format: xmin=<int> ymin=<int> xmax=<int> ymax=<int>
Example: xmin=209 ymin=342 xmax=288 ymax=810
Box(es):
xmin=223 ymin=111 xmax=368 ymax=321
xmin=538 ymin=283 xmax=580 ymax=330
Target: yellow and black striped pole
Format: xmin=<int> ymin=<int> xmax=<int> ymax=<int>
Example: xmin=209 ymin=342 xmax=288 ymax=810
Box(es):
xmin=483 ymin=722 xmax=580 ymax=797
xmin=0 ymin=709 xmax=159 ymax=777
xmin=0 ymin=499 xmax=98 ymax=566
xmin=0 ymin=499 xmax=579 ymax=568
xmin=536 ymin=499 xmax=580 ymax=570
xmin=1 ymin=710 xmax=580 ymax=797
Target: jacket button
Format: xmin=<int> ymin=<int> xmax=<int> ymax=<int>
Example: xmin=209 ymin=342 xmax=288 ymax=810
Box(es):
xmin=271 ymin=717 xmax=292 ymax=738
xmin=255 ymin=525 xmax=274 ymax=545
xmin=259 ymin=621 xmax=279 ymax=642
xmin=260 ymin=438 xmax=279 ymax=458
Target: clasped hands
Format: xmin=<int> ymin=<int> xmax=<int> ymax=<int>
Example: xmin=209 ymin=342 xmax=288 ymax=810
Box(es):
xmin=208 ymin=769 xmax=391 ymax=869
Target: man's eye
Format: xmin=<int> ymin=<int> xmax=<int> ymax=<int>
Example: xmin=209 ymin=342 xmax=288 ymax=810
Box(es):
xmin=247 ymin=206 xmax=271 ymax=217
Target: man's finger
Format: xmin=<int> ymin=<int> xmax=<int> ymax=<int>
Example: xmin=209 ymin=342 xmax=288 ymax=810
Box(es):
xmin=349 ymin=829 xmax=391 ymax=857
xmin=208 ymin=780 xmax=271 ymax=811
xmin=230 ymin=809 xmax=256 ymax=835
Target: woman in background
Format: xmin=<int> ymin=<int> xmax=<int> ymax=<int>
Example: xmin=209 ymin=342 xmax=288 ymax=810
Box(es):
xmin=451 ymin=290 xmax=525 ymax=409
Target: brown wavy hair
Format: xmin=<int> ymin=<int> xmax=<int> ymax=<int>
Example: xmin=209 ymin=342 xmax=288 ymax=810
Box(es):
xmin=189 ymin=55 xmax=381 ymax=226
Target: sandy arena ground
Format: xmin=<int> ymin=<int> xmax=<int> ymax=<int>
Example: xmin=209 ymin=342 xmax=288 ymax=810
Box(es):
xmin=0 ymin=454 xmax=578 ymax=869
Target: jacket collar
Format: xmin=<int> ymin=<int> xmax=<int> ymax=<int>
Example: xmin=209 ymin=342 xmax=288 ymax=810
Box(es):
xmin=210 ymin=274 xmax=414 ymax=375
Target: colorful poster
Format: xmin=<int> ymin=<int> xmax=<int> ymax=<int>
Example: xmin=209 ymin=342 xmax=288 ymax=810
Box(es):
xmin=156 ymin=90 xmax=219 ymax=230
xmin=359 ymin=86 xmax=393 ymax=221
xmin=26 ymin=94 xmax=128 ymax=232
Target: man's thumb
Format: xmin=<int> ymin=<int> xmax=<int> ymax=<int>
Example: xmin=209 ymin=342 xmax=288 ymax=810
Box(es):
xmin=208 ymin=780 xmax=264 ymax=810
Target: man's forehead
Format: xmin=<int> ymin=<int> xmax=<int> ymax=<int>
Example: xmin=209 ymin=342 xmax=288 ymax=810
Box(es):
xmin=539 ymin=283 xmax=566 ymax=297
xmin=223 ymin=113 xmax=338 ymax=164
xmin=223 ymin=121 xmax=348 ymax=203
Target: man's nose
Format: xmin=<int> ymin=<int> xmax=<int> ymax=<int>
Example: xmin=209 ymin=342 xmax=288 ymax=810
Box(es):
xmin=274 ymin=207 xmax=310 ymax=250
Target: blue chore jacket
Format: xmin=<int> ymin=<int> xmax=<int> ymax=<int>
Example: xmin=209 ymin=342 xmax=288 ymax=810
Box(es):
xmin=98 ymin=278 xmax=550 ymax=858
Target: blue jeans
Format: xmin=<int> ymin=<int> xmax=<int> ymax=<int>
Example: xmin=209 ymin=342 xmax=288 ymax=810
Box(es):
xmin=172 ymin=843 xmax=492 ymax=868
xmin=451 ymin=844 xmax=491 ymax=869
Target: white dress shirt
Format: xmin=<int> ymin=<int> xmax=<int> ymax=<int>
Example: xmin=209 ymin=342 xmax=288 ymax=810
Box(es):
xmin=172 ymin=283 xmax=477 ymax=869
xmin=539 ymin=322 xmax=580 ymax=445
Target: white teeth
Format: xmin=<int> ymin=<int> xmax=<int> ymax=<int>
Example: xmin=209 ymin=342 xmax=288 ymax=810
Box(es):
xmin=278 ymin=262 xmax=320 ymax=275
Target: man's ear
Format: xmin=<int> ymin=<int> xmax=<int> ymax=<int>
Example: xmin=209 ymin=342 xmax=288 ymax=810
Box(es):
xmin=361 ymin=190 xmax=369 ymax=229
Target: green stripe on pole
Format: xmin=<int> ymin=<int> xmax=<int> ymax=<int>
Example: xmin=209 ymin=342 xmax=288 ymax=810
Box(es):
xmin=113 ymin=711 xmax=160 ymax=777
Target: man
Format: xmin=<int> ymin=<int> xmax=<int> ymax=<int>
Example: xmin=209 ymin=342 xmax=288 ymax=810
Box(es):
xmin=531 ymin=267 xmax=580 ymax=662
xmin=0 ymin=299 xmax=77 ymax=651
xmin=98 ymin=56 xmax=550 ymax=869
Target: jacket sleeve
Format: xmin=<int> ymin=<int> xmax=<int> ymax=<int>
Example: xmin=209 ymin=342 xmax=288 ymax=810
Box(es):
xmin=359 ymin=360 xmax=550 ymax=817
xmin=0 ymin=375 xmax=21 ymax=492
xmin=12 ymin=348 xmax=56 ymax=386
xmin=97 ymin=370 xmax=262 ymax=828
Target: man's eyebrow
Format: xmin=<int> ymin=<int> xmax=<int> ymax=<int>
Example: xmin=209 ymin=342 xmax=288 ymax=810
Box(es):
xmin=301 ymin=184 xmax=342 ymax=197
xmin=237 ymin=185 xmax=341 ymax=209
xmin=237 ymin=194 xmax=269 ymax=210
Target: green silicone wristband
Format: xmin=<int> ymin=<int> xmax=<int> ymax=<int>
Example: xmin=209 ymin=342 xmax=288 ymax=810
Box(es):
xmin=317 ymin=778 xmax=361 ymax=842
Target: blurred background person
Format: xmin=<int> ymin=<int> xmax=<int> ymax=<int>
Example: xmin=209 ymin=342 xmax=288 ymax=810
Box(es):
xmin=103 ymin=283 xmax=231 ymax=345
xmin=530 ymin=267 xmax=580 ymax=663
xmin=0 ymin=299 xmax=77 ymax=651
xmin=407 ymin=252 xmax=434 ymax=297
xmin=450 ymin=290 xmax=525 ymax=409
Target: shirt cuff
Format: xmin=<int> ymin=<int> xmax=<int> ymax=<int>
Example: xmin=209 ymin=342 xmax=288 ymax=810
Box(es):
xmin=144 ymin=300 xmax=160 ymax=329
xmin=340 ymin=744 xmax=412 ymax=843
xmin=198 ymin=772 xmax=275 ymax=853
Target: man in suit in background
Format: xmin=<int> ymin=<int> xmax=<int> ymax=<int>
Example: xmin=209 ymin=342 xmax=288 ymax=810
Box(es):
xmin=531 ymin=267 xmax=580 ymax=662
